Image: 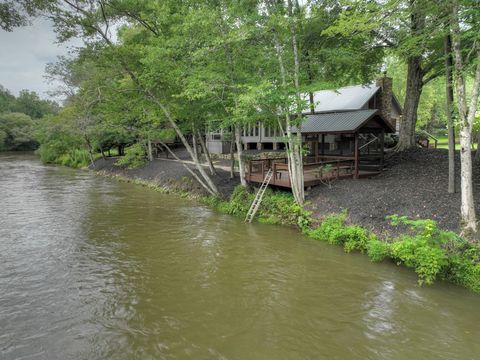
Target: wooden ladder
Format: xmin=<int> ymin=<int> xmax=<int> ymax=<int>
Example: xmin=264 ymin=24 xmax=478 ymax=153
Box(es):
xmin=245 ymin=168 xmax=274 ymax=223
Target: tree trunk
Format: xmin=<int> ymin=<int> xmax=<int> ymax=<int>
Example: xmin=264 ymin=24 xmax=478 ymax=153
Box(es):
xmin=459 ymin=128 xmax=476 ymax=236
xmin=396 ymin=56 xmax=423 ymax=150
xmin=147 ymin=138 xmax=153 ymax=162
xmin=451 ymin=2 xmax=480 ymax=238
xmin=444 ymin=34 xmax=456 ymax=193
xmin=272 ymin=25 xmax=304 ymax=205
xmin=476 ymin=132 xmax=480 ymax=162
xmin=197 ymin=128 xmax=216 ymax=175
xmin=396 ymin=1 xmax=426 ymax=151
xmin=84 ymin=134 xmax=95 ymax=168
xmin=290 ymin=3 xmax=305 ymax=204
xmin=192 ymin=125 xmax=198 ymax=160
xmin=229 ymin=138 xmax=235 ymax=179
xmin=235 ymin=125 xmax=247 ymax=186
xmin=158 ymin=141 xmax=217 ymax=196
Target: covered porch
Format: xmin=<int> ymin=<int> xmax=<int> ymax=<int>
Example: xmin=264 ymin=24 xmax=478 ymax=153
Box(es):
xmin=245 ymin=109 xmax=395 ymax=189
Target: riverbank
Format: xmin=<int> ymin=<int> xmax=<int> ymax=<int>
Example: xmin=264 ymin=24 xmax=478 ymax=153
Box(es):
xmin=93 ymin=153 xmax=239 ymax=198
xmin=91 ymin=149 xmax=480 ymax=293
xmin=93 ymin=148 xmax=477 ymax=235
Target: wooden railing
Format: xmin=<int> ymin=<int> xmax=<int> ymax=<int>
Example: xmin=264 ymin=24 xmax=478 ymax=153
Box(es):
xmin=417 ymin=131 xmax=438 ymax=149
xmin=246 ymin=157 xmax=356 ymax=187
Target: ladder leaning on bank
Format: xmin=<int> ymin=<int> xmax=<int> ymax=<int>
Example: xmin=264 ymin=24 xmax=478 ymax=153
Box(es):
xmin=245 ymin=168 xmax=274 ymax=223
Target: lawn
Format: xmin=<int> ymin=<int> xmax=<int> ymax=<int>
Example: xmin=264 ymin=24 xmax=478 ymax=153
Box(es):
xmin=435 ymin=135 xmax=476 ymax=150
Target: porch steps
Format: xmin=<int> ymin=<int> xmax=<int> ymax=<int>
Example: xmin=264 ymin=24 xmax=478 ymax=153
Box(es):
xmin=245 ymin=168 xmax=274 ymax=223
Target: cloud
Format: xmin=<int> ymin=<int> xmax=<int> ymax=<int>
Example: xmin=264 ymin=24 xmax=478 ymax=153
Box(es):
xmin=0 ymin=18 xmax=80 ymax=100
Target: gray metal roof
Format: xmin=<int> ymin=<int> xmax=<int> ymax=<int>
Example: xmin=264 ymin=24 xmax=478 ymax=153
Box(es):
xmin=302 ymin=84 xmax=379 ymax=113
xmin=293 ymin=109 xmax=385 ymax=133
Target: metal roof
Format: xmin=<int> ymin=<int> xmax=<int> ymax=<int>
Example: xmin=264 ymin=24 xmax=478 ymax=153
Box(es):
xmin=302 ymin=84 xmax=380 ymax=113
xmin=292 ymin=109 xmax=394 ymax=133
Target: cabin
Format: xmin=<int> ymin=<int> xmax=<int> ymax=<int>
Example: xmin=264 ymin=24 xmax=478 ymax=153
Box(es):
xmin=207 ymin=77 xmax=403 ymax=189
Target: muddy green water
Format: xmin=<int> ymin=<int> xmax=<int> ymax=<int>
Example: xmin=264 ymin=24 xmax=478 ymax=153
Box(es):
xmin=1 ymin=153 xmax=479 ymax=360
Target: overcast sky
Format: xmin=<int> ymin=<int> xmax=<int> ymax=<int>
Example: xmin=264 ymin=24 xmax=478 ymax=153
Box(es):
xmin=0 ymin=18 xmax=80 ymax=100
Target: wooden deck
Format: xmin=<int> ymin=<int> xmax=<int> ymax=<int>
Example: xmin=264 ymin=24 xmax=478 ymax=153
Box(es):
xmin=245 ymin=156 xmax=381 ymax=189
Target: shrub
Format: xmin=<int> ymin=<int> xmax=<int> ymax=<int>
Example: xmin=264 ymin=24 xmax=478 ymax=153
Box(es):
xmin=367 ymin=239 xmax=390 ymax=262
xmin=388 ymin=215 xmax=451 ymax=285
xmin=447 ymin=255 xmax=480 ymax=293
xmin=306 ymin=212 xmax=373 ymax=252
xmin=204 ymin=185 xmax=311 ymax=227
xmin=390 ymin=236 xmax=448 ymax=285
xmin=115 ymin=143 xmax=147 ymax=169
xmin=58 ymin=149 xmax=90 ymax=168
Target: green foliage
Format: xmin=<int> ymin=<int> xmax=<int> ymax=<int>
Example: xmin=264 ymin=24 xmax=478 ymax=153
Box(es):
xmin=304 ymin=213 xmax=480 ymax=291
xmin=12 ymin=89 xmax=58 ymax=119
xmin=305 ymin=212 xmax=374 ymax=252
xmin=447 ymin=255 xmax=480 ymax=293
xmin=383 ymin=216 xmax=452 ymax=284
xmin=0 ymin=112 xmax=37 ymax=151
xmin=35 ymin=110 xmax=90 ymax=167
xmin=204 ymin=185 xmax=311 ymax=227
xmin=114 ymin=143 xmax=147 ymax=169
xmin=57 ymin=149 xmax=90 ymax=168
xmin=366 ymin=239 xmax=390 ymax=262
xmin=390 ymin=236 xmax=448 ymax=285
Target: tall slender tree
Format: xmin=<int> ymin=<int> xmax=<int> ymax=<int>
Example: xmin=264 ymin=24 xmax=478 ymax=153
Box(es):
xmin=450 ymin=0 xmax=480 ymax=238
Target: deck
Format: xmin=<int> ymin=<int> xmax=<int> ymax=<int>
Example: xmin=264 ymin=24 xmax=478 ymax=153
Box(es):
xmin=245 ymin=156 xmax=381 ymax=189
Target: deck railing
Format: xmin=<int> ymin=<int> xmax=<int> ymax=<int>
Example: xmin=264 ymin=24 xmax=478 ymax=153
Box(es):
xmin=246 ymin=157 xmax=356 ymax=188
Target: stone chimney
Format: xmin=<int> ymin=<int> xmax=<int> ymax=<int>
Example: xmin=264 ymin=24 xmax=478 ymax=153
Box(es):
xmin=375 ymin=76 xmax=394 ymax=127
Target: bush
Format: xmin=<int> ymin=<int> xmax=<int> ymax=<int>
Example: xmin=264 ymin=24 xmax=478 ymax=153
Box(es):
xmin=204 ymin=185 xmax=311 ymax=227
xmin=58 ymin=149 xmax=90 ymax=168
xmin=367 ymin=239 xmax=390 ymax=262
xmin=37 ymin=144 xmax=90 ymax=168
xmin=115 ymin=143 xmax=147 ymax=169
xmin=306 ymin=212 xmax=374 ymax=252
xmin=447 ymin=255 xmax=480 ymax=293
xmin=390 ymin=236 xmax=448 ymax=285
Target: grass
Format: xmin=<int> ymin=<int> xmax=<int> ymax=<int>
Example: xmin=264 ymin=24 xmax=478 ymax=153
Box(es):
xmin=434 ymin=135 xmax=477 ymax=150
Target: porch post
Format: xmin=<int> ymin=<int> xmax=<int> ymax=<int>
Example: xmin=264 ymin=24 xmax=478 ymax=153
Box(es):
xmin=321 ymin=134 xmax=325 ymax=157
xmin=315 ymin=134 xmax=319 ymax=163
xmin=354 ymin=132 xmax=359 ymax=179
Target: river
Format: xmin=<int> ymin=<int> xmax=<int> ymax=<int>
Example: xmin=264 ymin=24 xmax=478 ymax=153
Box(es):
xmin=0 ymin=153 xmax=479 ymax=359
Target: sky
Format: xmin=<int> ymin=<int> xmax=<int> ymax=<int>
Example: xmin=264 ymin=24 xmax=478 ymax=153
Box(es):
xmin=0 ymin=18 xmax=80 ymax=100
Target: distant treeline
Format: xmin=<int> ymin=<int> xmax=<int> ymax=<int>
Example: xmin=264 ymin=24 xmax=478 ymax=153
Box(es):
xmin=0 ymin=85 xmax=59 ymax=151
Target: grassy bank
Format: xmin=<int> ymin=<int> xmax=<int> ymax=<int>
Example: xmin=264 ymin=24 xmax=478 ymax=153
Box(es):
xmin=204 ymin=185 xmax=480 ymax=294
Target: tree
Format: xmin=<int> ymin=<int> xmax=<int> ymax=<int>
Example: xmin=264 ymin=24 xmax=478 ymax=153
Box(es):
xmin=450 ymin=0 xmax=480 ymax=238
xmin=0 ymin=0 xmax=50 ymax=31
xmin=329 ymin=0 xmax=445 ymax=150
xmin=49 ymin=0 xmax=220 ymax=196
xmin=0 ymin=85 xmax=16 ymax=112
xmin=12 ymin=89 xmax=59 ymax=119
xmin=0 ymin=112 xmax=37 ymax=150
xmin=444 ymin=33 xmax=456 ymax=194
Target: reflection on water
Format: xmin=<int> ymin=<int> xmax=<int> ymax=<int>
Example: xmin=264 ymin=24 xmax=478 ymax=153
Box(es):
xmin=1 ymin=153 xmax=480 ymax=360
